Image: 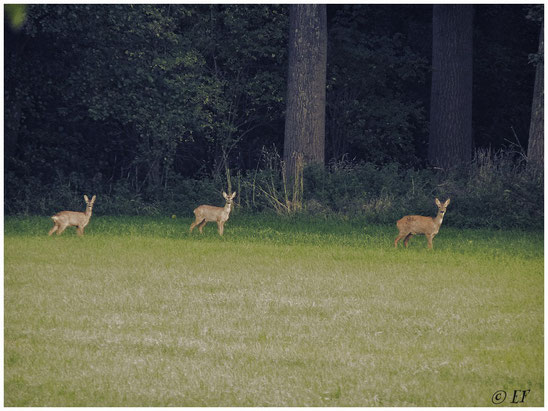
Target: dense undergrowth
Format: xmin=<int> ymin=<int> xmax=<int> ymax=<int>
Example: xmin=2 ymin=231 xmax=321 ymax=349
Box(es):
xmin=5 ymin=150 xmax=543 ymax=229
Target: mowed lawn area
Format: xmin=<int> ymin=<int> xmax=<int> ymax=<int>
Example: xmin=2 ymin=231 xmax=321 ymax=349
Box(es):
xmin=4 ymin=215 xmax=544 ymax=406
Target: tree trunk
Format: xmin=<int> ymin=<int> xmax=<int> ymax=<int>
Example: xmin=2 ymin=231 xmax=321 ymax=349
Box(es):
xmin=527 ymin=21 xmax=544 ymax=174
xmin=428 ymin=5 xmax=474 ymax=169
xmin=283 ymin=4 xmax=327 ymax=183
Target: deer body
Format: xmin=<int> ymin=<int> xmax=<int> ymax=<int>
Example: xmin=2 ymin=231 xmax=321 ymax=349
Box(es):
xmin=394 ymin=198 xmax=450 ymax=249
xmin=190 ymin=192 xmax=236 ymax=236
xmin=48 ymin=195 xmax=96 ymax=236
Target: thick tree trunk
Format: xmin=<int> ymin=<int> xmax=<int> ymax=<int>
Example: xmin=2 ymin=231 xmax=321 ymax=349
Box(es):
xmin=527 ymin=21 xmax=544 ymax=174
xmin=428 ymin=5 xmax=474 ymax=169
xmin=283 ymin=4 xmax=327 ymax=183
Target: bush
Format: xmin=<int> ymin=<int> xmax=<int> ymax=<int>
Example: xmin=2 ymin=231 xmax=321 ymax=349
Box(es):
xmin=4 ymin=150 xmax=543 ymax=229
xmin=300 ymin=152 xmax=542 ymax=229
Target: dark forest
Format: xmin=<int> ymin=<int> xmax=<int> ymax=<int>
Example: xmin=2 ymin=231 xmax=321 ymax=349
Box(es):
xmin=4 ymin=4 xmax=544 ymax=228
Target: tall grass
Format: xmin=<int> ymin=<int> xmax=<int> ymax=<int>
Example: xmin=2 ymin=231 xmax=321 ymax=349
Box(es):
xmin=4 ymin=215 xmax=543 ymax=406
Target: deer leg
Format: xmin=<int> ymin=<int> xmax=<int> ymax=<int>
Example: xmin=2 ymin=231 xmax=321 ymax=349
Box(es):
xmin=394 ymin=233 xmax=406 ymax=248
xmin=218 ymin=221 xmax=224 ymax=236
xmin=48 ymin=224 xmax=58 ymax=236
xmin=403 ymin=233 xmax=414 ymax=248
xmin=198 ymin=220 xmax=207 ymax=233
xmin=189 ymin=218 xmax=203 ymax=233
xmin=56 ymin=224 xmax=68 ymax=236
xmin=76 ymin=226 xmax=84 ymax=236
xmin=427 ymin=234 xmax=434 ymax=249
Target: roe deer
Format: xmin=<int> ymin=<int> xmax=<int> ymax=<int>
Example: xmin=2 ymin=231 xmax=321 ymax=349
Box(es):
xmin=48 ymin=195 xmax=96 ymax=236
xmin=190 ymin=191 xmax=236 ymax=236
xmin=394 ymin=198 xmax=450 ymax=249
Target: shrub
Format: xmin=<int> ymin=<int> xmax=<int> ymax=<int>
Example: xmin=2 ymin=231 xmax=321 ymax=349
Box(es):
xmin=4 ymin=150 xmax=543 ymax=229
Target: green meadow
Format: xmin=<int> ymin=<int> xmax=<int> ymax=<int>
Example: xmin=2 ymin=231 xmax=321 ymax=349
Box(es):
xmin=4 ymin=215 xmax=544 ymax=406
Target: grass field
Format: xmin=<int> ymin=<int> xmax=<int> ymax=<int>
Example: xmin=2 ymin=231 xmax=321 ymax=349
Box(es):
xmin=4 ymin=214 xmax=544 ymax=406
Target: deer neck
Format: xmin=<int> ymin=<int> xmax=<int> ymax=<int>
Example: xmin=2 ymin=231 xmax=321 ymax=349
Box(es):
xmin=224 ymin=201 xmax=232 ymax=215
xmin=85 ymin=205 xmax=93 ymax=220
xmin=433 ymin=212 xmax=444 ymax=229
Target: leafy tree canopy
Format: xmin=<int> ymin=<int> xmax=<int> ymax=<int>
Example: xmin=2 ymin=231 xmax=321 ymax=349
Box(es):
xmin=5 ymin=4 xmax=540 ymax=207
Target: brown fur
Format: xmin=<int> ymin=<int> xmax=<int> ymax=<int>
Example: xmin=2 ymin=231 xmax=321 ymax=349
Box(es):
xmin=190 ymin=192 xmax=237 ymax=236
xmin=394 ymin=198 xmax=450 ymax=249
xmin=49 ymin=195 xmax=96 ymax=236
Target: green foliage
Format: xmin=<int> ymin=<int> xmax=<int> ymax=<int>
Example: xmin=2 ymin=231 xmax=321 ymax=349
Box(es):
xmin=301 ymin=151 xmax=543 ymax=229
xmin=6 ymin=148 xmax=543 ymax=230
xmin=4 ymin=5 xmax=541 ymax=230
xmin=327 ymin=5 xmax=430 ymax=165
xmin=4 ymin=4 xmax=27 ymax=30
xmin=439 ymin=150 xmax=544 ymax=229
xmin=6 ymin=4 xmax=288 ymax=190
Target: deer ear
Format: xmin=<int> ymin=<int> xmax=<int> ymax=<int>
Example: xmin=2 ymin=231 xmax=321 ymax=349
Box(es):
xmin=231 ymin=192 xmax=237 ymax=198
xmin=444 ymin=198 xmax=451 ymax=206
xmin=435 ymin=198 xmax=441 ymax=206
xmin=223 ymin=192 xmax=228 ymax=199
xmin=91 ymin=195 xmax=96 ymax=203
xmin=84 ymin=195 xmax=89 ymax=202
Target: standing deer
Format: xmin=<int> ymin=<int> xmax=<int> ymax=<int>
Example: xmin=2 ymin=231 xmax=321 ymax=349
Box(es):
xmin=48 ymin=195 xmax=96 ymax=236
xmin=394 ymin=198 xmax=450 ymax=249
xmin=190 ymin=191 xmax=236 ymax=236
